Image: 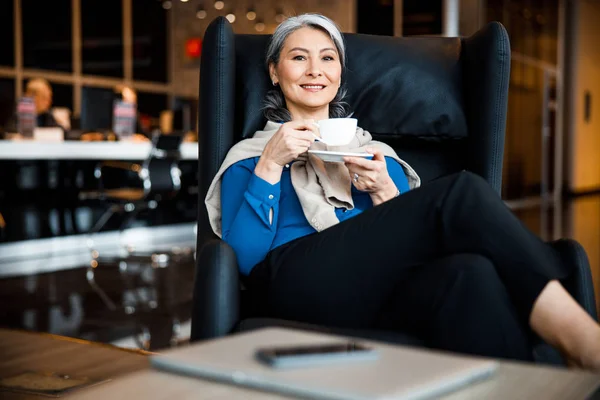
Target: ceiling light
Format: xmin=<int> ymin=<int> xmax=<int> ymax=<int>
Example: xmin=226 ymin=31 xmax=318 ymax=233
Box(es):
xmin=275 ymin=8 xmax=285 ymax=23
xmin=255 ymin=20 xmax=265 ymax=32
xmin=226 ymin=13 xmax=236 ymax=23
xmin=162 ymin=0 xmax=172 ymax=10
xmin=246 ymin=10 xmax=257 ymax=20
xmin=214 ymin=0 xmax=224 ymax=10
xmin=196 ymin=8 xmax=207 ymax=19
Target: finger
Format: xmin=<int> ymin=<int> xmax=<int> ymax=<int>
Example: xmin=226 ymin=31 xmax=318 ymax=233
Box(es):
xmin=288 ymin=119 xmax=320 ymax=133
xmin=290 ymin=138 xmax=313 ymax=151
xmin=346 ymin=165 xmax=372 ymax=182
xmin=282 ymin=127 xmax=315 ymax=144
xmin=351 ymin=178 xmax=368 ymax=191
xmin=292 ymin=129 xmax=318 ymax=141
xmin=366 ymin=147 xmax=385 ymax=162
xmin=343 ymin=156 xmax=378 ymax=170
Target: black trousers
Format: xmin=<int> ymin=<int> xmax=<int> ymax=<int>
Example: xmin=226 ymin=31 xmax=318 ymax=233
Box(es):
xmin=247 ymin=171 xmax=571 ymax=360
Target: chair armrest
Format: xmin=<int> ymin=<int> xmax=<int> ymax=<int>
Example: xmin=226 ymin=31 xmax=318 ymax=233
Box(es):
xmin=190 ymin=238 xmax=240 ymax=342
xmin=550 ymin=239 xmax=598 ymax=321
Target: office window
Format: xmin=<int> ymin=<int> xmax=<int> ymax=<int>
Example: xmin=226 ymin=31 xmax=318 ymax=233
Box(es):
xmin=0 ymin=79 xmax=16 ymax=130
xmin=0 ymin=1 xmax=14 ymax=67
xmin=81 ymin=0 xmax=124 ymax=77
xmin=50 ymin=83 xmax=74 ymax=112
xmin=132 ymin=0 xmax=168 ymax=82
xmin=137 ymin=92 xmax=168 ymax=119
xmin=22 ymin=0 xmax=72 ymax=72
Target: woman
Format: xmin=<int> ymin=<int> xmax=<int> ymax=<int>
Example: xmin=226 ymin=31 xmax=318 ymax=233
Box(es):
xmin=206 ymin=14 xmax=600 ymax=369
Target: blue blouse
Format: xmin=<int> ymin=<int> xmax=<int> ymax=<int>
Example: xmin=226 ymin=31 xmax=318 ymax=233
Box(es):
xmin=221 ymin=156 xmax=411 ymax=275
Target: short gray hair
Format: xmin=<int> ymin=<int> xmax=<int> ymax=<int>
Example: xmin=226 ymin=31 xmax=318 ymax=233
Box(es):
xmin=263 ymin=14 xmax=350 ymax=122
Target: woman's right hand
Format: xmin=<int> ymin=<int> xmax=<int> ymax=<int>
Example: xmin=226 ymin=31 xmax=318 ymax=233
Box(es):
xmin=262 ymin=119 xmax=318 ymax=166
xmin=255 ymin=120 xmax=318 ymax=184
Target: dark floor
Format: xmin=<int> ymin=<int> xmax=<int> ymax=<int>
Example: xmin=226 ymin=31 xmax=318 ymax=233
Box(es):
xmin=0 ymin=256 xmax=195 ymax=351
xmin=1 ymin=195 xmax=600 ymax=351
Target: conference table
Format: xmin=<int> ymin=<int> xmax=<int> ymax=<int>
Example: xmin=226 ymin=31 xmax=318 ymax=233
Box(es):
xmin=0 ymin=140 xmax=199 ymax=160
xmin=1 ymin=328 xmax=599 ymax=400
xmin=0 ymin=139 xmax=199 ymax=275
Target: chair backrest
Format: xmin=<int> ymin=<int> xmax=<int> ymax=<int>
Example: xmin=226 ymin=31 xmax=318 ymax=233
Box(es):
xmin=197 ymin=17 xmax=510 ymax=241
xmin=143 ymin=133 xmax=183 ymax=199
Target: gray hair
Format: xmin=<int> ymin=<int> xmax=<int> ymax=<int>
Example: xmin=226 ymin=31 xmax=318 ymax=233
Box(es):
xmin=263 ymin=13 xmax=350 ymax=122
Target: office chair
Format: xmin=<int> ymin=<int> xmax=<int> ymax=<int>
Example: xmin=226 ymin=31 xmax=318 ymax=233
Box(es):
xmin=191 ymin=17 xmax=597 ymax=366
xmin=80 ymin=133 xmax=188 ymax=311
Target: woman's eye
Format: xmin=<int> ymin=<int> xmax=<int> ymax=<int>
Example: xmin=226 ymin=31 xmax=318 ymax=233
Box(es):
xmin=323 ymin=56 xmax=334 ymax=61
xmin=293 ymin=55 xmax=306 ymax=61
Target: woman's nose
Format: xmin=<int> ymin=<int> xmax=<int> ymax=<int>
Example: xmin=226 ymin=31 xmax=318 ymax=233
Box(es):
xmin=306 ymin=60 xmax=323 ymax=77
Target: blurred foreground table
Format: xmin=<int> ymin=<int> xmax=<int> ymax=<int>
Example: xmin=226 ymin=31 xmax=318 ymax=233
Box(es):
xmin=0 ymin=329 xmax=150 ymax=399
xmin=1 ymin=328 xmax=599 ymax=399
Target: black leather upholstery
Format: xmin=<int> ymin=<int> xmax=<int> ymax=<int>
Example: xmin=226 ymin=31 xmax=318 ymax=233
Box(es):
xmin=192 ymin=17 xmax=597 ymax=366
xmin=234 ymin=34 xmax=468 ymax=139
xmin=229 ymin=24 xmax=507 ymax=192
xmin=197 ymin=17 xmax=237 ymax=245
xmin=191 ymin=239 xmax=240 ymax=340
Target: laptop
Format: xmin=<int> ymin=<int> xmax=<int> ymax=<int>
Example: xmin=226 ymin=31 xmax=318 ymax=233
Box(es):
xmin=151 ymin=327 xmax=497 ymax=400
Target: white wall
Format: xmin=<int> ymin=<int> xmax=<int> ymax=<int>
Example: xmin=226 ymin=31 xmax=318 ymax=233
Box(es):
xmin=170 ymin=0 xmax=356 ymax=98
xmin=566 ymin=0 xmax=600 ymax=192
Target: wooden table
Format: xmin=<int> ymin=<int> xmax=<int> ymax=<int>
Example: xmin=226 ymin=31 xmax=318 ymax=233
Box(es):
xmin=1 ymin=328 xmax=599 ymax=399
xmin=0 ymin=329 xmax=150 ymax=399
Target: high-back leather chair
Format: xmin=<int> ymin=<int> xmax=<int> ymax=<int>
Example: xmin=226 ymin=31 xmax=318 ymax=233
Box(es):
xmin=192 ymin=17 xmax=596 ymax=365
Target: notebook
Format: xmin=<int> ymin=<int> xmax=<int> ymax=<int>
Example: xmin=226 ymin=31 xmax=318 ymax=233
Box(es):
xmin=151 ymin=327 xmax=497 ymax=400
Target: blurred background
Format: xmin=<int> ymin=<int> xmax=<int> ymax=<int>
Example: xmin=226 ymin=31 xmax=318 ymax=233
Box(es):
xmin=1 ymin=0 xmax=600 ymax=352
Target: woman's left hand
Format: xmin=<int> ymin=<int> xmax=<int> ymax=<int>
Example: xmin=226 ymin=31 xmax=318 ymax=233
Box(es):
xmin=344 ymin=148 xmax=399 ymax=206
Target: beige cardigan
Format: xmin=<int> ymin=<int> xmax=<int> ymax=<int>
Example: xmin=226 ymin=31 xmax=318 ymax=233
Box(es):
xmin=205 ymin=121 xmax=421 ymax=237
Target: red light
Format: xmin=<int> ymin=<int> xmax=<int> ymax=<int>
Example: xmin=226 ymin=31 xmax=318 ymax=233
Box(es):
xmin=186 ymin=38 xmax=202 ymax=58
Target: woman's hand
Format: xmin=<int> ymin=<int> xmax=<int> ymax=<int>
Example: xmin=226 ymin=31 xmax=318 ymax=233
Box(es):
xmin=255 ymin=119 xmax=318 ymax=184
xmin=344 ymin=147 xmax=398 ymax=206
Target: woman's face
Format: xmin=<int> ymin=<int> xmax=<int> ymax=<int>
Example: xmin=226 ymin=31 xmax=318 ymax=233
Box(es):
xmin=269 ymin=27 xmax=342 ymax=120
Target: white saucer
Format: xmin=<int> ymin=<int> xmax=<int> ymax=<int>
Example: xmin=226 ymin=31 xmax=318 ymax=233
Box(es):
xmin=308 ymin=150 xmax=374 ymax=163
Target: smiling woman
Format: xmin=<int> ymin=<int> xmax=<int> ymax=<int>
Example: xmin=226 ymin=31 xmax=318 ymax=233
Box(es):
xmin=263 ymin=14 xmax=349 ymax=123
xmin=205 ymin=13 xmax=600 ymax=372
xmin=269 ymin=30 xmax=341 ymax=121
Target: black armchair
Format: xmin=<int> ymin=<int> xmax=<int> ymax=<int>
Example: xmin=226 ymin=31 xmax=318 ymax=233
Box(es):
xmin=191 ymin=17 xmax=597 ymax=365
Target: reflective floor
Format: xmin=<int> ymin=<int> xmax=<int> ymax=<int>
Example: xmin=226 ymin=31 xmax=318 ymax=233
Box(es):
xmin=0 ymin=255 xmax=195 ymax=351
xmin=1 ymin=195 xmax=599 ymax=352
xmin=513 ymin=195 xmax=600 ymax=315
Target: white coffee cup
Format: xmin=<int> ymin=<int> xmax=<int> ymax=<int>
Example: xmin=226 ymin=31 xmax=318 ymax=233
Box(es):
xmin=316 ymin=118 xmax=357 ymax=146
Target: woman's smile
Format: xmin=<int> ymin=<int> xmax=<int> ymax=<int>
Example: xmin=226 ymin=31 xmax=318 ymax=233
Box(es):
xmin=300 ymin=84 xmax=327 ymax=93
